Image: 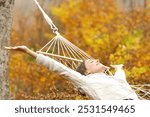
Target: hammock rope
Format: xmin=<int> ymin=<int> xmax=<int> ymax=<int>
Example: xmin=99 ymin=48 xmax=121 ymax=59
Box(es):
xmin=34 ymin=0 xmax=150 ymax=100
xmin=131 ymin=84 xmax=150 ymax=100
xmin=34 ymin=0 xmax=59 ymax=34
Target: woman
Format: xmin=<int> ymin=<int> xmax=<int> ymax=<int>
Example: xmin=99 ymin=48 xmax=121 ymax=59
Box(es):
xmin=5 ymin=46 xmax=139 ymax=100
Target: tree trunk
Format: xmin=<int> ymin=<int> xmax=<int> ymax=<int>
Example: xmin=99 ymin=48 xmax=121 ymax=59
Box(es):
xmin=0 ymin=0 xmax=14 ymax=99
xmin=117 ymin=0 xmax=146 ymax=11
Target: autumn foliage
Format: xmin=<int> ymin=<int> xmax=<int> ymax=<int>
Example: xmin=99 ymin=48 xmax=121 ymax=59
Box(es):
xmin=9 ymin=0 xmax=150 ymax=99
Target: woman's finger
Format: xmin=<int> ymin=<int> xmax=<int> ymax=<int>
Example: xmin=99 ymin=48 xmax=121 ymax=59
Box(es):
xmin=4 ymin=46 xmax=18 ymax=50
xmin=4 ymin=46 xmax=11 ymax=49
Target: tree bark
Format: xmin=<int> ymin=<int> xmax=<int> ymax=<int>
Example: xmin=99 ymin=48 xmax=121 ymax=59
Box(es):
xmin=117 ymin=0 xmax=146 ymax=11
xmin=0 ymin=0 xmax=14 ymax=99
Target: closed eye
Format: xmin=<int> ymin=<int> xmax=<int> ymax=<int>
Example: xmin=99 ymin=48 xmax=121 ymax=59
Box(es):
xmin=88 ymin=60 xmax=94 ymax=63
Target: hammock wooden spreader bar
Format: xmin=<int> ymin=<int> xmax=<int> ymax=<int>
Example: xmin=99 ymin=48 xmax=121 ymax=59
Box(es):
xmin=36 ymin=51 xmax=83 ymax=62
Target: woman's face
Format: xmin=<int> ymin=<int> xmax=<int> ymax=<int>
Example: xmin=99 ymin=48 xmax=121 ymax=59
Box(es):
xmin=84 ymin=59 xmax=108 ymax=74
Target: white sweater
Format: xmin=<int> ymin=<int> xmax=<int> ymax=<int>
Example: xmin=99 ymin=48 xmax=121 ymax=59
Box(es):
xmin=36 ymin=54 xmax=139 ymax=100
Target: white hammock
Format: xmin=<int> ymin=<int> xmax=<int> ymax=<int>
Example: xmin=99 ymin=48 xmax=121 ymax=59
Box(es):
xmin=34 ymin=0 xmax=150 ymax=100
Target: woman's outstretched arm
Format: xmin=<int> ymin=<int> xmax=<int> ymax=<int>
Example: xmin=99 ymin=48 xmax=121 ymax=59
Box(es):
xmin=4 ymin=46 xmax=38 ymax=58
xmin=4 ymin=46 xmax=88 ymax=85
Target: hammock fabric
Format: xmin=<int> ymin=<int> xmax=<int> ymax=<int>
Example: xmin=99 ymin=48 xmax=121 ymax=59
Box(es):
xmin=34 ymin=0 xmax=150 ymax=100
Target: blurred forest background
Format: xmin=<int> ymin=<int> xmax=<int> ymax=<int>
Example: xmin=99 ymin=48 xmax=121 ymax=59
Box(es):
xmin=9 ymin=0 xmax=150 ymax=99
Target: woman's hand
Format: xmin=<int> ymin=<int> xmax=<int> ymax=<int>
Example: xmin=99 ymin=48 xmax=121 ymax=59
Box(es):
xmin=4 ymin=46 xmax=28 ymax=52
xmin=4 ymin=46 xmax=38 ymax=58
